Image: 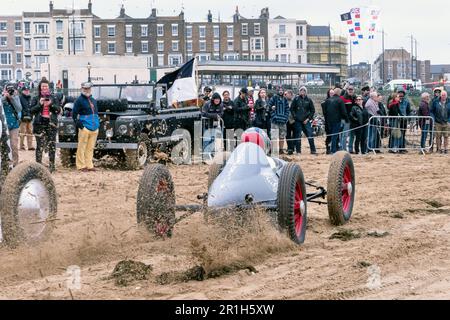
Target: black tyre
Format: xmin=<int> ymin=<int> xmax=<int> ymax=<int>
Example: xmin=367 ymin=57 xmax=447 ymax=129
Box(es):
xmin=327 ymin=151 xmax=355 ymax=226
xmin=0 ymin=162 xmax=58 ymax=248
xmin=171 ymin=129 xmax=192 ymax=165
xmin=207 ymin=151 xmax=230 ymax=190
xmin=60 ymin=149 xmax=76 ymax=168
xmin=137 ymin=164 xmax=176 ymax=237
xmin=125 ymin=140 xmax=148 ymax=170
xmin=277 ymin=163 xmax=307 ymax=245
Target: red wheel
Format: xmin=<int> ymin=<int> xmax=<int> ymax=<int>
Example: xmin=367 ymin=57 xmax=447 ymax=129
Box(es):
xmin=137 ymin=164 xmax=176 ymax=237
xmin=327 ymin=152 xmax=355 ymax=225
xmin=278 ymin=163 xmax=307 ymax=244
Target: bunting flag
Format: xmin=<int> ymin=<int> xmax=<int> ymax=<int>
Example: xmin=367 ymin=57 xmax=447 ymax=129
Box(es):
xmin=341 ymin=11 xmax=359 ymax=45
xmin=368 ymin=8 xmax=380 ymax=40
xmin=351 ymin=8 xmax=363 ymax=40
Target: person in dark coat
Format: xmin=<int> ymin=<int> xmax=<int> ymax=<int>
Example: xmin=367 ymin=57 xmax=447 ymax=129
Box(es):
xmin=350 ymin=96 xmax=369 ymax=154
xmin=387 ymin=93 xmax=402 ymax=152
xmin=418 ymin=92 xmax=432 ymax=151
xmin=202 ymin=92 xmax=224 ymax=129
xmin=268 ymin=87 xmax=290 ymax=154
xmin=222 ymin=90 xmax=235 ymax=130
xmin=30 ymin=79 xmax=61 ymax=172
xmin=324 ymin=88 xmax=349 ymax=154
xmin=233 ymin=88 xmax=249 ymax=131
xmin=291 ymin=86 xmax=317 ymax=154
xmin=253 ymin=88 xmax=270 ymax=132
xmin=321 ymin=89 xmax=335 ymax=154
xmin=19 ymin=84 xmax=34 ymax=151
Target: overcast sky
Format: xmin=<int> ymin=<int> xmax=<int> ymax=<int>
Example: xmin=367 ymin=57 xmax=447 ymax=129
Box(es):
xmin=3 ymin=0 xmax=449 ymax=65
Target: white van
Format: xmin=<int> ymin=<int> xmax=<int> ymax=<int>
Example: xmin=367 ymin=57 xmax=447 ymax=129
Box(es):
xmin=384 ymin=79 xmax=422 ymax=92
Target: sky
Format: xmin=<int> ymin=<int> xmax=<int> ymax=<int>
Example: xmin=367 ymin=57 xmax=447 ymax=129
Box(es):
xmin=2 ymin=0 xmax=450 ymax=65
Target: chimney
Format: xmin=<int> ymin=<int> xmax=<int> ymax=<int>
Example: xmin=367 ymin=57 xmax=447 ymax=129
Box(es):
xmin=120 ymin=4 xmax=125 ymax=17
xmin=88 ymin=0 xmax=92 ymax=14
xmin=207 ymin=10 xmax=212 ymax=23
xmin=260 ymin=7 xmax=269 ymax=19
xmin=233 ymin=6 xmax=240 ymax=23
xmin=151 ymin=8 xmax=157 ymax=17
xmin=49 ymin=1 xmax=54 ymax=14
xmin=179 ymin=11 xmax=184 ymax=20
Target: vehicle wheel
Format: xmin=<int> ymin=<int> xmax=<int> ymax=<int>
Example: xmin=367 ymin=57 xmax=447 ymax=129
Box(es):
xmin=171 ymin=129 xmax=192 ymax=165
xmin=327 ymin=151 xmax=355 ymax=226
xmin=0 ymin=162 xmax=57 ymax=248
xmin=125 ymin=141 xmax=148 ymax=170
xmin=60 ymin=149 xmax=76 ymax=168
xmin=137 ymin=164 xmax=176 ymax=237
xmin=277 ymin=163 xmax=307 ymax=245
xmin=207 ymin=151 xmax=230 ymax=190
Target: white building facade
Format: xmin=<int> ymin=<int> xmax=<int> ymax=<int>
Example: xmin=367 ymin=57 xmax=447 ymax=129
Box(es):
xmin=268 ymin=17 xmax=307 ymax=64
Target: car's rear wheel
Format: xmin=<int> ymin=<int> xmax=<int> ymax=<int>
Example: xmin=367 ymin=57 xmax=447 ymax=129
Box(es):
xmin=277 ymin=163 xmax=307 ymax=245
xmin=0 ymin=162 xmax=57 ymax=248
xmin=327 ymin=151 xmax=355 ymax=225
xmin=137 ymin=164 xmax=176 ymax=237
xmin=171 ymin=129 xmax=192 ymax=165
xmin=125 ymin=141 xmax=148 ymax=170
xmin=60 ymin=149 xmax=76 ymax=168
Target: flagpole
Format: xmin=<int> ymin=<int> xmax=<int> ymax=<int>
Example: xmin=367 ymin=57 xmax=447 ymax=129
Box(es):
xmin=195 ymin=57 xmax=199 ymax=108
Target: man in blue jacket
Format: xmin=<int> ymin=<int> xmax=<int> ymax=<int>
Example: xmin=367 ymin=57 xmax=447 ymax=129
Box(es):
xmin=1 ymin=83 xmax=22 ymax=166
xmin=72 ymin=82 xmax=99 ymax=172
xmin=431 ymin=90 xmax=450 ymax=154
xmin=268 ymin=87 xmax=290 ymax=154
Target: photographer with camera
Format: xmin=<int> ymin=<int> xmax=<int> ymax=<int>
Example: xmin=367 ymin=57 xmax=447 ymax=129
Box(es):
xmin=30 ymin=79 xmax=61 ymax=173
xmin=1 ymin=83 xmax=22 ymax=167
xmin=19 ymin=84 xmax=34 ymax=151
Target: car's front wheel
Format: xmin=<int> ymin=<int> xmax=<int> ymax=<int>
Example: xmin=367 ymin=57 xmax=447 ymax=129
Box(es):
xmin=124 ymin=140 xmax=148 ymax=170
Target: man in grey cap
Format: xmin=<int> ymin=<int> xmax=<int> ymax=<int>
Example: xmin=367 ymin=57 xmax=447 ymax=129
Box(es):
xmin=72 ymin=82 xmax=100 ymax=172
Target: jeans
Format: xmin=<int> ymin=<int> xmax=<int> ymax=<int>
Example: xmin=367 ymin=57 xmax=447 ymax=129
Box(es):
xmin=35 ymin=126 xmax=57 ymax=167
xmin=368 ymin=119 xmax=380 ymax=150
xmin=329 ymin=122 xmax=341 ymax=154
xmin=348 ymin=131 xmax=355 ymax=153
xmin=420 ymin=124 xmax=431 ymax=149
xmin=340 ymin=122 xmax=350 ymax=151
xmin=286 ymin=122 xmax=297 ymax=152
xmin=295 ymin=121 xmax=316 ymax=153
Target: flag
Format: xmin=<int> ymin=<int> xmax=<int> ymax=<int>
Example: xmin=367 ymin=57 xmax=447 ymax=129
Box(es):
xmin=351 ymin=8 xmax=363 ymax=40
xmin=156 ymin=58 xmax=198 ymax=104
xmin=368 ymin=7 xmax=381 ymax=40
xmin=340 ymin=12 xmax=351 ymax=21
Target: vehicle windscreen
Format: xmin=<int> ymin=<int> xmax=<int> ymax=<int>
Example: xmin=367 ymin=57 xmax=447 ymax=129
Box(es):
xmin=92 ymin=87 xmax=121 ymax=100
xmin=121 ymin=86 xmax=154 ymax=102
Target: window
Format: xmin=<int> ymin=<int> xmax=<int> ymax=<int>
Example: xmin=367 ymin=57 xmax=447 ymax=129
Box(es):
xmin=197 ymin=54 xmax=210 ymax=62
xmin=157 ymin=24 xmax=164 ymax=37
xmin=172 ymin=40 xmax=179 ymax=52
xmin=0 ymin=53 xmax=12 ymax=65
xmin=214 ymin=40 xmax=220 ymax=52
xmin=56 ymin=20 xmax=63 ymax=33
xmin=199 ymin=26 xmax=206 ymax=38
xmin=199 ymin=40 xmax=206 ymax=52
xmin=70 ymin=39 xmax=85 ymax=52
xmin=24 ymin=39 xmax=31 ymax=51
xmin=157 ymin=41 xmax=164 ymax=52
xmin=24 ymin=22 xmax=30 ymax=35
xmin=0 ymin=22 xmax=6 ymax=31
xmin=254 ymin=23 xmax=260 ymax=35
xmin=15 ymin=22 xmax=21 ymax=32
xmin=107 ymin=25 xmax=115 ymax=37
xmin=16 ymin=69 xmax=22 ymax=80
xmin=25 ymin=56 xmax=31 ymax=68
xmin=213 ymin=53 xmax=220 ymax=60
xmin=15 ymin=37 xmax=22 ymax=46
xmin=242 ymin=23 xmax=248 ymax=36
xmin=140 ymin=25 xmax=148 ymax=37
xmin=296 ymin=25 xmax=303 ymax=36
xmin=125 ymin=25 xmax=133 ymax=37
xmin=56 ymin=37 xmax=64 ymax=50
xmin=251 ymin=54 xmax=263 ymax=61
xmin=157 ymin=54 xmax=164 ymax=66
xmin=251 ymin=38 xmax=264 ymax=51
xmin=141 ymin=41 xmax=149 ymax=53
xmin=297 ymin=40 xmax=303 ymax=50
xmin=213 ymin=25 xmax=219 ymax=38
xmin=94 ymin=42 xmax=101 ymax=54
xmin=276 ymin=38 xmax=287 ymax=49
xmin=242 ymin=39 xmax=249 ymax=51
xmin=172 ymin=24 xmax=178 ymax=37
xmin=35 ymin=39 xmax=49 ymax=51
xmin=125 ymin=41 xmax=133 ymax=53
xmin=35 ymin=23 xmax=49 ymax=35
xmin=169 ymin=55 xmax=182 ymax=66
xmin=186 ymin=40 xmax=192 ymax=52
xmin=186 ymin=25 xmax=192 ymax=38
xmin=227 ymin=40 xmax=234 ymax=51
xmin=107 ymin=42 xmax=116 ymax=54
xmin=242 ymin=54 xmax=249 ymax=61
xmin=279 ymin=25 xmax=286 ymax=35
xmin=1 ymin=70 xmax=12 ymax=81
xmin=298 ymin=55 xmax=302 ymax=64
xmin=16 ymin=53 xmax=22 ymax=64
xmin=70 ymin=21 xmax=85 ymax=36
xmin=94 ymin=25 xmax=101 ymax=38
xmin=35 ymin=56 xmax=48 ymax=68
xmin=227 ymin=25 xmax=233 ymax=38
xmin=280 ymin=54 xmax=288 ymax=63
xmin=0 ymin=37 xmax=6 ymax=47
xmin=186 ymin=53 xmax=193 ymax=61
xmin=224 ymin=53 xmax=239 ymax=61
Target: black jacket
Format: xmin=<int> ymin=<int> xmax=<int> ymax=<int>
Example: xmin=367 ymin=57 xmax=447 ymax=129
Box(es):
xmin=350 ymin=105 xmax=364 ymax=128
xmin=19 ymin=93 xmax=32 ymax=121
xmin=291 ymin=95 xmax=315 ymax=122
xmin=254 ymin=98 xmax=270 ymax=128
xmin=323 ymin=96 xmax=349 ymax=124
xmin=30 ymin=95 xmax=61 ymax=133
xmin=233 ymin=95 xmax=249 ymax=128
xmin=222 ymin=99 xmax=235 ymax=129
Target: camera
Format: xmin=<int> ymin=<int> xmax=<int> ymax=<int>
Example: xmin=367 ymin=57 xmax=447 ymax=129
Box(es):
xmin=5 ymin=85 xmax=15 ymax=96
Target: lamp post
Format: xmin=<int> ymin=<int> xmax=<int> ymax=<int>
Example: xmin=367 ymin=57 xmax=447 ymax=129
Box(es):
xmin=87 ymin=62 xmax=92 ymax=82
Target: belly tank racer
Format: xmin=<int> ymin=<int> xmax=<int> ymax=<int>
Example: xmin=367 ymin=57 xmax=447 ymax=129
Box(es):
xmin=136 ymin=128 xmax=355 ymax=244
xmin=0 ymin=99 xmax=57 ymax=248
